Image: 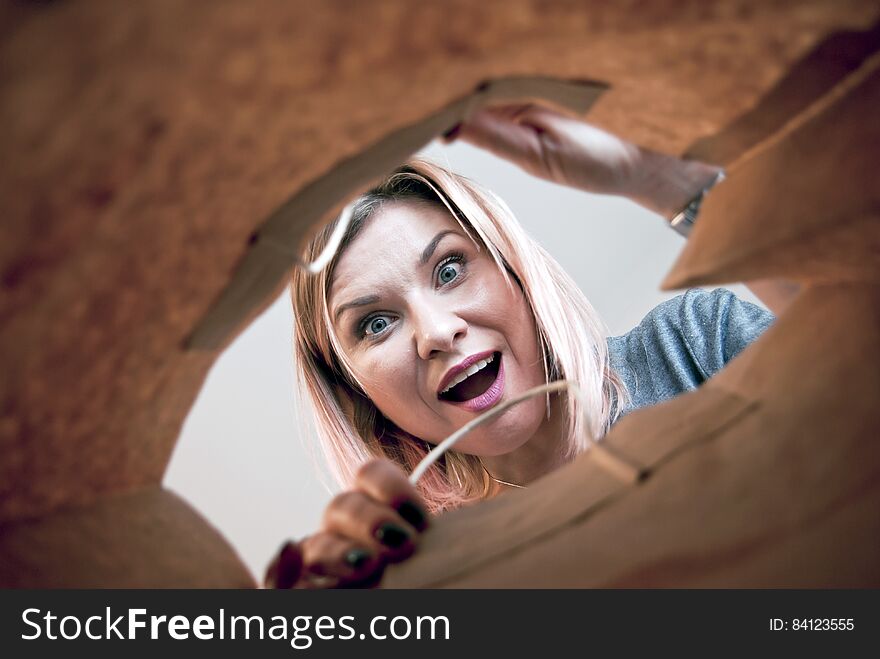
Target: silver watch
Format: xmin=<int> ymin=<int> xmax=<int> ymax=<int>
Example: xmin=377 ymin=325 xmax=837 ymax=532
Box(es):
xmin=669 ymin=170 xmax=725 ymax=238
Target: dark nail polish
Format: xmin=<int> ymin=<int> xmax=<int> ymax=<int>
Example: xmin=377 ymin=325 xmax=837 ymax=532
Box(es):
xmin=374 ymin=522 xmax=410 ymax=548
xmin=345 ymin=548 xmax=371 ymax=570
xmin=442 ymin=123 xmax=462 ymax=141
xmin=275 ymin=541 xmax=300 ymax=589
xmin=396 ymin=500 xmax=426 ymax=530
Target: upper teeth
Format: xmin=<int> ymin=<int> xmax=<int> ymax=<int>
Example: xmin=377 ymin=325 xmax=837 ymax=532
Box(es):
xmin=441 ymin=354 xmax=495 ymax=394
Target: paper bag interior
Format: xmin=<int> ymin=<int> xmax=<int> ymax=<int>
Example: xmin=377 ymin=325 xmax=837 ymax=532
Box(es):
xmin=2 ymin=1 xmax=878 ymax=587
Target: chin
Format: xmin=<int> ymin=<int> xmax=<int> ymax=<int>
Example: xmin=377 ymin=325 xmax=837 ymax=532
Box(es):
xmin=467 ymin=402 xmax=547 ymax=457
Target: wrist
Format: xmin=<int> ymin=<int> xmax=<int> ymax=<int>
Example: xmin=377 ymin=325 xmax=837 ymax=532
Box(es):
xmin=624 ymin=147 xmax=723 ymax=219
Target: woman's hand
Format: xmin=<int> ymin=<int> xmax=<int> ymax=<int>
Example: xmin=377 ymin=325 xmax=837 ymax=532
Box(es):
xmin=264 ymin=458 xmax=429 ymax=589
xmin=446 ymin=104 xmax=722 ymax=219
xmin=448 ymin=104 xmax=800 ymax=313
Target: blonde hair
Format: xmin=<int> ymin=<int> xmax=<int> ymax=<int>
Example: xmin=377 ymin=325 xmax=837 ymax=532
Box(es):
xmin=290 ymin=159 xmax=628 ymax=512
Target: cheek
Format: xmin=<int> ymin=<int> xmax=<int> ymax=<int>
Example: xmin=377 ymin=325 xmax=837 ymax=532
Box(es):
xmin=351 ymin=343 xmax=420 ymax=413
xmin=510 ymin=297 xmax=542 ymax=357
xmin=479 ymin=278 xmax=542 ymax=364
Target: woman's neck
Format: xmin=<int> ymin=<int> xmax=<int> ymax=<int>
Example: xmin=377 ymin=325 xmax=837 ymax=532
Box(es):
xmin=479 ymin=393 xmax=569 ymax=489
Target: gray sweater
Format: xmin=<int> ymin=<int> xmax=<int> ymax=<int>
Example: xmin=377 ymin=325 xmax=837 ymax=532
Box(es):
xmin=607 ymin=288 xmax=775 ymax=421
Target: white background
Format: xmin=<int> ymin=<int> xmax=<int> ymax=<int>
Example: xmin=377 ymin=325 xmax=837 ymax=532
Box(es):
xmin=164 ymin=139 xmax=761 ymax=581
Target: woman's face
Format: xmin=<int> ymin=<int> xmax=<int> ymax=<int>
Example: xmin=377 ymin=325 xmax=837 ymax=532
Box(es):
xmin=328 ymin=200 xmax=548 ymax=456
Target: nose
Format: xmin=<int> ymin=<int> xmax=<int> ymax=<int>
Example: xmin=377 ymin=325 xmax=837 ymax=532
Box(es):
xmin=411 ymin=299 xmax=468 ymax=360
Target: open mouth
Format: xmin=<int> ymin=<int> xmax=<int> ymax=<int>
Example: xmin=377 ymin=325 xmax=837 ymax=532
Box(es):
xmin=438 ymin=352 xmax=502 ymax=403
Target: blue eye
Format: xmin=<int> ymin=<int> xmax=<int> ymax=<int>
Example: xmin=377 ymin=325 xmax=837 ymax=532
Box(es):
xmin=437 ymin=254 xmax=464 ymax=285
xmin=364 ymin=315 xmax=391 ymax=336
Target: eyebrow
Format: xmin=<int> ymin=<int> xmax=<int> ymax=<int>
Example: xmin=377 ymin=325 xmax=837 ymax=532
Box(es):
xmin=332 ymin=230 xmax=463 ymax=325
xmin=333 ymin=293 xmax=381 ymax=324
xmin=420 ymin=230 xmax=460 ymax=266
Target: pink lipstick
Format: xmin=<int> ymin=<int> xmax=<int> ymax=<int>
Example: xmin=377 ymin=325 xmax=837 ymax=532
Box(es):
xmin=445 ymin=353 xmax=505 ymax=413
